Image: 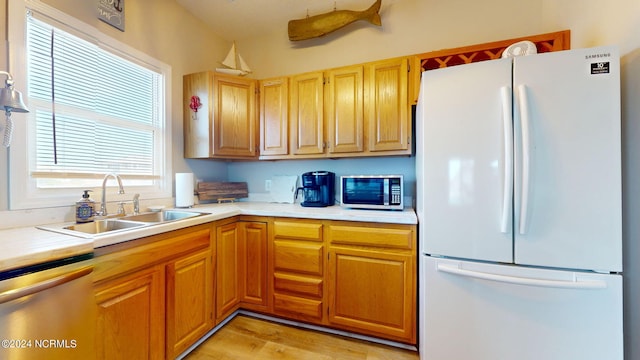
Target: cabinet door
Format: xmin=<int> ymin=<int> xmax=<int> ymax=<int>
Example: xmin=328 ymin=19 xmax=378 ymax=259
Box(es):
xmin=95 ymin=266 xmax=165 ymax=360
xmin=183 ymin=72 xmax=212 ymax=158
xmin=290 ymin=71 xmax=325 ymax=155
xmin=366 ymin=58 xmax=410 ymax=152
xmin=216 ymin=222 xmax=241 ymax=321
xmin=327 ymin=247 xmax=416 ymax=343
xmin=212 ymin=74 xmax=257 ymax=157
xmin=166 ymin=248 xmax=213 ymax=358
xmin=260 ymin=77 xmax=289 ymax=156
xmin=239 ymin=221 xmax=268 ymax=308
xmin=326 ymin=65 xmax=364 ymax=154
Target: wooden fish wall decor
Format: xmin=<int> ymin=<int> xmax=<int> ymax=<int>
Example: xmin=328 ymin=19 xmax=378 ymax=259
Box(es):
xmin=288 ymin=0 xmax=382 ymax=41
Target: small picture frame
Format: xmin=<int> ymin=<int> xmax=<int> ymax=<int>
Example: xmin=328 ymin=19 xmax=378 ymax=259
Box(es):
xmin=97 ymin=0 xmax=125 ymax=32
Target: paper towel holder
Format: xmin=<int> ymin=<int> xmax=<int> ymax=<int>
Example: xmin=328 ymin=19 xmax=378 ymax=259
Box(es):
xmin=175 ymin=172 xmax=195 ymax=208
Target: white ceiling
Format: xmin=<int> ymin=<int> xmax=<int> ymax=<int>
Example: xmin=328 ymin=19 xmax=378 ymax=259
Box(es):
xmin=175 ymin=0 xmax=389 ymax=41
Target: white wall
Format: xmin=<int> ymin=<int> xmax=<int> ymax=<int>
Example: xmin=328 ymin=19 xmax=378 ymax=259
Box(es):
xmin=240 ymin=0 xmax=544 ymax=79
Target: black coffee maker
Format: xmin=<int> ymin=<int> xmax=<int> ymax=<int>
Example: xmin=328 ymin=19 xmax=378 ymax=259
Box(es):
xmin=296 ymin=171 xmax=335 ymax=207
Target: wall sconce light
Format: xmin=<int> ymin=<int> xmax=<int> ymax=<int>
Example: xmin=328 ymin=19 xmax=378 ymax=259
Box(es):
xmin=0 ymin=71 xmax=30 ymax=147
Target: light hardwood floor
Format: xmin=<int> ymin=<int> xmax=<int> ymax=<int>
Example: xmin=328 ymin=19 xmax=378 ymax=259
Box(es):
xmin=185 ymin=315 xmax=419 ymax=360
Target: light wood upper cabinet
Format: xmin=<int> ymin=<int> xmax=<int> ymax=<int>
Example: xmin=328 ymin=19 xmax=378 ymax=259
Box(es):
xmin=290 ymin=71 xmax=325 ymax=155
xmin=213 ymin=75 xmax=257 ymax=157
xmin=183 ymin=72 xmax=211 ymax=158
xmin=260 ymin=77 xmax=289 ymax=156
xmin=366 ymin=58 xmax=410 ymax=152
xmin=183 ymin=72 xmax=257 ymax=159
xmin=326 ymin=65 xmax=364 ymax=154
xmin=258 ymin=58 xmax=410 ymax=160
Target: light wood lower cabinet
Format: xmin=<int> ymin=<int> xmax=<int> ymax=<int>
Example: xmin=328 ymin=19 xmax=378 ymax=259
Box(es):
xmin=215 ymin=222 xmax=241 ymax=322
xmin=327 ymin=223 xmax=416 ymax=344
xmin=216 ymin=219 xmax=269 ymax=322
xmin=267 ymin=219 xmax=416 ymax=344
xmin=166 ymin=248 xmax=214 ymax=358
xmin=93 ymin=217 xmax=416 ymax=359
xmin=270 ymin=219 xmax=326 ymax=324
xmin=95 ymin=265 xmax=165 ymax=360
xmin=239 ymin=221 xmax=268 ymax=310
xmin=93 ymin=224 xmax=214 ymax=360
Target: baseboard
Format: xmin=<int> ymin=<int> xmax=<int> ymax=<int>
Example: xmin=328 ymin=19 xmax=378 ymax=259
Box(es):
xmin=177 ymin=309 xmax=417 ymax=359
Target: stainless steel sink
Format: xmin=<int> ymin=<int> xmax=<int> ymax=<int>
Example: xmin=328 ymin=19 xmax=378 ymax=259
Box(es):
xmin=37 ymin=210 xmax=208 ymax=238
xmin=63 ymin=219 xmax=146 ymax=234
xmin=38 ymin=218 xmax=147 ymax=238
xmin=120 ymin=210 xmax=206 ymax=223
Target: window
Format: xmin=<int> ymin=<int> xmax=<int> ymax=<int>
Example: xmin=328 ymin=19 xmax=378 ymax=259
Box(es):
xmin=8 ymin=0 xmax=172 ymax=209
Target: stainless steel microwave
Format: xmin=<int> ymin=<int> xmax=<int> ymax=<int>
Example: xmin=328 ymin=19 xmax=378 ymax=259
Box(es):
xmin=340 ymin=175 xmax=404 ymax=210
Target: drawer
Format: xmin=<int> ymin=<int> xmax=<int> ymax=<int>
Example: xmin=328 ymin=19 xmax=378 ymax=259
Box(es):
xmin=273 ymin=221 xmax=323 ymax=241
xmin=273 ymin=293 xmax=323 ymax=321
xmin=273 ymin=241 xmax=324 ymax=275
xmin=328 ymin=224 xmax=414 ymax=250
xmin=274 ymin=272 xmax=322 ymax=298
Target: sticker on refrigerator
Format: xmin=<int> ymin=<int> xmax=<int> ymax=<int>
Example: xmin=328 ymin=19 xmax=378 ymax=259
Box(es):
xmin=591 ymin=62 xmax=610 ymax=74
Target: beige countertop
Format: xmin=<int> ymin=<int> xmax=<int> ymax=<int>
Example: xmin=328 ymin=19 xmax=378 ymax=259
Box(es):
xmin=0 ymin=202 xmax=417 ymax=273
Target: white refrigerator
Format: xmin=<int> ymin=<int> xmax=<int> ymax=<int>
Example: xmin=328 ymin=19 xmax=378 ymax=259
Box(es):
xmin=415 ymin=46 xmax=623 ymax=360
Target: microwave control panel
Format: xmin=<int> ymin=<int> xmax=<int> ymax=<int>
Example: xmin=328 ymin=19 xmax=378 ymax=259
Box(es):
xmin=390 ymin=178 xmax=402 ymax=205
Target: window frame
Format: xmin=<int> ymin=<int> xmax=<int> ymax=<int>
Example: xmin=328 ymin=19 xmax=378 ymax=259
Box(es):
xmin=7 ymin=0 xmax=172 ymax=210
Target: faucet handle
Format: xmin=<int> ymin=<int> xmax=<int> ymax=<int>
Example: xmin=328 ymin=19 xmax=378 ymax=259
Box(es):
xmin=117 ymin=202 xmax=126 ymax=216
xmin=133 ymin=193 xmax=140 ymax=215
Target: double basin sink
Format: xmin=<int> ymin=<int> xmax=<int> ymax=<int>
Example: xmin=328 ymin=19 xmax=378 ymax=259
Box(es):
xmin=39 ymin=210 xmax=208 ymax=238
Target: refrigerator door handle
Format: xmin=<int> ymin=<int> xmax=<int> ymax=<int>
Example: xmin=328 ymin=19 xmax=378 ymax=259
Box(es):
xmin=517 ymin=84 xmax=531 ymax=235
xmin=436 ymin=263 xmax=607 ymax=289
xmin=500 ymin=86 xmax=513 ymax=233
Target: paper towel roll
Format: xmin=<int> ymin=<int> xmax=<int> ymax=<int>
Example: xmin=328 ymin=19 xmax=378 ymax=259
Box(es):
xmin=175 ymin=173 xmax=194 ymax=208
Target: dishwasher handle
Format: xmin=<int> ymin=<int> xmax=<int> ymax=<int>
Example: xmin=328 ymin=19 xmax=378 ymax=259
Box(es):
xmin=0 ymin=266 xmax=93 ymax=304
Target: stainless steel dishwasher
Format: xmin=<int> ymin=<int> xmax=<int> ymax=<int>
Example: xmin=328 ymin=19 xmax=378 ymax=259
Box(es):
xmin=0 ymin=253 xmax=95 ymax=360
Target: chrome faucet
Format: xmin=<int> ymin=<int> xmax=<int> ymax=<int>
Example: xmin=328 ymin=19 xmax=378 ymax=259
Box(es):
xmin=99 ymin=173 xmax=125 ymax=216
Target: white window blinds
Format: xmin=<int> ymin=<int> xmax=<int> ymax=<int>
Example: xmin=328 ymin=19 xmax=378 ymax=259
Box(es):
xmin=26 ymin=14 xmax=163 ymax=185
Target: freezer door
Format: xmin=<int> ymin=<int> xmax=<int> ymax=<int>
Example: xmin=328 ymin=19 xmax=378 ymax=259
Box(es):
xmin=420 ymin=256 xmax=623 ymax=360
xmin=416 ymin=58 xmax=513 ymax=262
xmin=513 ymin=46 xmax=622 ymax=272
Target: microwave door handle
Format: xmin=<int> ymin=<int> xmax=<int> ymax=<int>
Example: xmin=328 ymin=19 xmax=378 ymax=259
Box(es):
xmin=383 ymin=179 xmax=389 ymax=205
